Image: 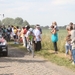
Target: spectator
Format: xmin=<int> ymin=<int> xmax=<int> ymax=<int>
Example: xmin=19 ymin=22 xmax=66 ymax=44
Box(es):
xmin=21 ymin=27 xmax=25 ymax=46
xmin=65 ymin=34 xmax=72 ymax=60
xmin=51 ymin=21 xmax=58 ymax=54
xmin=7 ymin=25 xmax=11 ymax=41
xmin=69 ymin=22 xmax=73 ymax=30
xmin=71 ymin=25 xmax=75 ymax=65
xmin=33 ymin=25 xmax=41 ymax=51
xmin=10 ymin=25 xmax=14 ymax=40
xmin=16 ymin=26 xmax=21 ymax=44
xmin=13 ymin=26 xmax=18 ymax=44
xmin=65 ymin=24 xmax=73 ymax=60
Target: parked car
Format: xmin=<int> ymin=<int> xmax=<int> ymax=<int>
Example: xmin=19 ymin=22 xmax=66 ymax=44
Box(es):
xmin=0 ymin=35 xmax=8 ymax=56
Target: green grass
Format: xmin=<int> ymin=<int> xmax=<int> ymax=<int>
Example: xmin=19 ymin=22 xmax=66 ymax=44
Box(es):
xmin=36 ymin=49 xmax=75 ymax=71
xmin=42 ymin=29 xmax=67 ymax=52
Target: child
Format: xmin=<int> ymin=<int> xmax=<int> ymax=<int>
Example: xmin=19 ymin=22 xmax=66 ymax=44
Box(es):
xmin=65 ymin=34 xmax=72 ymax=60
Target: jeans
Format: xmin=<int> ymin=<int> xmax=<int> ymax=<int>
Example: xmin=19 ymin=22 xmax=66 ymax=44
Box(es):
xmin=53 ymin=42 xmax=58 ymax=51
xmin=72 ymin=49 xmax=75 ymax=63
xmin=65 ymin=44 xmax=72 ymax=54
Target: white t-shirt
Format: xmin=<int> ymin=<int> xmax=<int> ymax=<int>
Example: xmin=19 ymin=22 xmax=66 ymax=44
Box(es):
xmin=25 ymin=31 xmax=30 ymax=38
xmin=12 ymin=28 xmax=15 ymax=35
xmin=33 ymin=28 xmax=41 ymax=41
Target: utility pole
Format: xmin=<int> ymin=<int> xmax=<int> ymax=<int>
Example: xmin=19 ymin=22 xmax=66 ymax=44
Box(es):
xmin=0 ymin=14 xmax=4 ymax=21
xmin=0 ymin=14 xmax=4 ymax=25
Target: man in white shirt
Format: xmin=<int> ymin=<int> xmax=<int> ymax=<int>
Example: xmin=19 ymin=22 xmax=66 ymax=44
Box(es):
xmin=33 ymin=24 xmax=41 ymax=51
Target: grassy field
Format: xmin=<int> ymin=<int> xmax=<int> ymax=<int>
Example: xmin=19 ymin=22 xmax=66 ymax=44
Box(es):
xmin=42 ymin=28 xmax=67 ymax=52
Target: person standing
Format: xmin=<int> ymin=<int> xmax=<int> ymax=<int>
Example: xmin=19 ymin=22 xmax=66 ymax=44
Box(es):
xmin=23 ymin=26 xmax=27 ymax=47
xmin=7 ymin=25 xmax=11 ymax=41
xmin=16 ymin=26 xmax=21 ymax=44
xmin=13 ymin=26 xmax=18 ymax=44
xmin=51 ymin=21 xmax=58 ymax=54
xmin=71 ymin=25 xmax=75 ymax=65
xmin=20 ymin=27 xmax=26 ymax=46
xmin=33 ymin=25 xmax=41 ymax=51
xmin=65 ymin=23 xmax=73 ymax=60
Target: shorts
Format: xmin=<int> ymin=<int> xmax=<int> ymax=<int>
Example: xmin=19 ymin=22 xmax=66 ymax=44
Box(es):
xmin=13 ymin=35 xmax=18 ymax=39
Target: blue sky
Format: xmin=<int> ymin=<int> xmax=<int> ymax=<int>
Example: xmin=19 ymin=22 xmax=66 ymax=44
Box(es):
xmin=0 ymin=0 xmax=75 ymax=26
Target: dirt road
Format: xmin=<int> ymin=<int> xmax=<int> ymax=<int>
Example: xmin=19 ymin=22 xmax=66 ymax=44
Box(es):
xmin=0 ymin=46 xmax=75 ymax=75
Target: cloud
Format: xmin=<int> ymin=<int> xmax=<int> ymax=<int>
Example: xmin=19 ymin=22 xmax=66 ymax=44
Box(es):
xmin=0 ymin=0 xmax=75 ymax=26
xmin=51 ymin=0 xmax=75 ymax=5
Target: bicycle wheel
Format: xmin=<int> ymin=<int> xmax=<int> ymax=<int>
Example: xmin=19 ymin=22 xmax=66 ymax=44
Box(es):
xmin=30 ymin=44 xmax=34 ymax=58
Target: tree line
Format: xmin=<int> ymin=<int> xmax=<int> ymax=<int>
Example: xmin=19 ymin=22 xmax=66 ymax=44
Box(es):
xmin=0 ymin=17 xmax=30 ymax=27
xmin=0 ymin=17 xmax=67 ymax=29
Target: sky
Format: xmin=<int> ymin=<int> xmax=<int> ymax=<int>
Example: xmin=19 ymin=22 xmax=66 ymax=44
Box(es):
xmin=0 ymin=0 xmax=75 ymax=26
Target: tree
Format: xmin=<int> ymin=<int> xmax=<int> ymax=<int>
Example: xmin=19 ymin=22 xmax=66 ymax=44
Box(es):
xmin=2 ymin=18 xmax=14 ymax=26
xmin=0 ymin=20 xmax=2 ymax=26
xmin=14 ymin=17 xmax=23 ymax=26
xmin=22 ymin=20 xmax=30 ymax=26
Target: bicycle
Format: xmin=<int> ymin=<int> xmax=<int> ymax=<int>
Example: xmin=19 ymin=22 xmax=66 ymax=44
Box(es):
xmin=27 ymin=40 xmax=34 ymax=58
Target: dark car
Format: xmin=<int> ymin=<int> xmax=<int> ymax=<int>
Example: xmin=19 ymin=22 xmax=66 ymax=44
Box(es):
xmin=0 ymin=35 xmax=8 ymax=56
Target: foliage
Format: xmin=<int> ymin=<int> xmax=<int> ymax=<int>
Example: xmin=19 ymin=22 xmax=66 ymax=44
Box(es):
xmin=22 ymin=20 xmax=30 ymax=26
xmin=1 ymin=17 xmax=30 ymax=27
xmin=14 ymin=17 xmax=23 ymax=26
xmin=0 ymin=20 xmax=2 ymax=25
xmin=2 ymin=17 xmax=14 ymax=26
